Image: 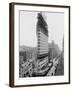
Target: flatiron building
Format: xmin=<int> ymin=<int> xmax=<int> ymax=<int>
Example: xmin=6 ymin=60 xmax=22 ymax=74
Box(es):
xmin=36 ymin=13 xmax=48 ymax=59
xmin=36 ymin=13 xmax=49 ymax=76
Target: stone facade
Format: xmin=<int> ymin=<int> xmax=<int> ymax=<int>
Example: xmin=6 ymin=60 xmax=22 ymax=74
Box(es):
xmin=35 ymin=13 xmax=49 ymax=76
xmin=36 ymin=13 xmax=48 ymax=59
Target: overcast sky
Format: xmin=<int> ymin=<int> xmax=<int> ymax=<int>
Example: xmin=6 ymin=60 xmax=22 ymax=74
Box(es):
xmin=20 ymin=11 xmax=64 ymax=50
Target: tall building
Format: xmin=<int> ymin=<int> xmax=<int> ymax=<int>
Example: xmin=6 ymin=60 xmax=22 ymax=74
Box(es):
xmin=36 ymin=13 xmax=48 ymax=59
xmin=35 ymin=12 xmax=49 ymax=76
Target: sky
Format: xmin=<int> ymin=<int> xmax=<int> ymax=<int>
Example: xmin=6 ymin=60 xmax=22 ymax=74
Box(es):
xmin=20 ymin=11 xmax=64 ymax=51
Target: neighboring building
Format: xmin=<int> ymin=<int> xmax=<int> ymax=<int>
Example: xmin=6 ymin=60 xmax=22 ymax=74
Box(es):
xmin=48 ymin=40 xmax=61 ymax=62
xmin=19 ymin=51 xmax=26 ymax=64
xmin=62 ymin=37 xmax=64 ymax=53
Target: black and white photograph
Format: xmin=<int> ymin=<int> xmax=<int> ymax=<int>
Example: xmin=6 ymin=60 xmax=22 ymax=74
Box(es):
xmin=9 ymin=3 xmax=70 ymax=87
xmin=19 ymin=11 xmax=64 ymax=78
